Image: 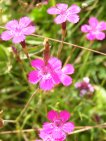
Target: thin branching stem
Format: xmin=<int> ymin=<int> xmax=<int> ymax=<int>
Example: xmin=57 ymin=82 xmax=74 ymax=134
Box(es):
xmin=16 ymin=88 xmax=39 ymax=122
xmin=31 ymin=34 xmax=106 ymax=56
xmin=0 ymin=24 xmax=106 ymax=56
xmin=0 ymin=123 xmax=106 ymax=135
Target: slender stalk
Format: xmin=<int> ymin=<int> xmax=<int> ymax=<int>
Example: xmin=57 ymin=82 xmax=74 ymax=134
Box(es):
xmin=16 ymin=88 xmax=39 ymax=122
xmin=57 ymin=22 xmax=66 ymax=58
xmin=31 ymin=34 xmax=106 ymax=56
xmin=20 ymin=41 xmax=31 ymax=63
xmin=64 ymin=46 xmax=76 ymax=66
xmin=0 ymin=25 xmax=106 ymax=56
xmin=0 ymin=123 xmax=106 ymax=135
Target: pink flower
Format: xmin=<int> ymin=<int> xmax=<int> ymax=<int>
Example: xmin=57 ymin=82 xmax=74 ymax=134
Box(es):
xmin=47 ymin=3 xmax=81 ymax=24
xmin=81 ymin=17 xmax=106 ymax=40
xmin=42 ymin=0 xmax=48 ymax=5
xmin=75 ymin=77 xmax=94 ymax=96
xmin=38 ymin=110 xmax=75 ymax=141
xmin=1 ymin=17 xmax=35 ymax=43
xmin=28 ymin=57 xmax=74 ymax=91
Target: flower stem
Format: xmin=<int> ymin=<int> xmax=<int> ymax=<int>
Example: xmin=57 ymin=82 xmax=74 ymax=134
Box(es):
xmin=20 ymin=41 xmax=31 ymax=63
xmin=57 ymin=22 xmax=67 ymax=58
xmin=43 ymin=38 xmax=50 ymax=65
xmin=16 ymin=88 xmax=39 ymax=122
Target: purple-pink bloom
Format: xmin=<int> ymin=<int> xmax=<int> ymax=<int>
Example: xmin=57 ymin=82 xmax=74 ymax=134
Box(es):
xmin=28 ymin=57 xmax=74 ymax=91
xmin=75 ymin=77 xmax=94 ymax=96
xmin=38 ymin=110 xmax=75 ymax=141
xmin=1 ymin=17 xmax=35 ymax=43
xmin=81 ymin=17 xmax=106 ymax=40
xmin=47 ymin=3 xmax=81 ymax=24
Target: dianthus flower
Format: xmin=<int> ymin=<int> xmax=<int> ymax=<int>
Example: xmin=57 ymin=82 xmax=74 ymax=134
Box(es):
xmin=81 ymin=17 xmax=106 ymax=40
xmin=37 ymin=110 xmax=74 ymax=141
xmin=1 ymin=17 xmax=35 ymax=43
xmin=75 ymin=77 xmax=94 ymax=96
xmin=28 ymin=57 xmax=74 ymax=90
xmin=47 ymin=3 xmax=81 ymax=24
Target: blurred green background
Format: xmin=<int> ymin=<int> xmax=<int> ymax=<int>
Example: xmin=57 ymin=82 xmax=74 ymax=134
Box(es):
xmin=0 ymin=0 xmax=106 ymax=140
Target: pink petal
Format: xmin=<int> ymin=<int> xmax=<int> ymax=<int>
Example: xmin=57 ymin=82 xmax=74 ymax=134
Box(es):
xmin=62 ymin=122 xmax=75 ymax=134
xmin=86 ymin=32 xmax=95 ymax=40
xmin=62 ymin=64 xmax=74 ymax=75
xmin=47 ymin=7 xmax=60 ymax=15
xmin=48 ymin=57 xmax=62 ymax=71
xmin=28 ymin=70 xmax=41 ymax=84
xmin=88 ymin=17 xmax=98 ymax=27
xmin=83 ymin=77 xmax=89 ymax=83
xmin=95 ymin=31 xmax=105 ymax=40
xmin=39 ymin=130 xmax=48 ymax=140
xmin=42 ymin=123 xmax=54 ymax=134
xmin=19 ymin=17 xmax=32 ymax=28
xmin=97 ymin=21 xmax=106 ymax=30
xmin=54 ymin=14 xmax=66 ymax=24
xmin=59 ymin=110 xmax=70 ymax=122
xmin=12 ymin=35 xmax=25 ymax=43
xmin=1 ymin=31 xmax=13 ymax=41
xmin=67 ymin=14 xmax=79 ymax=23
xmin=31 ymin=59 xmax=44 ymax=69
xmin=67 ymin=4 xmax=81 ymax=14
xmin=52 ymin=128 xmax=66 ymax=140
xmin=81 ymin=24 xmax=91 ymax=33
xmin=56 ymin=3 xmax=68 ymax=11
xmin=5 ymin=20 xmax=18 ymax=30
xmin=51 ymin=72 xmax=60 ymax=84
xmin=75 ymin=82 xmax=81 ymax=88
xmin=60 ymin=74 xmax=72 ymax=86
xmin=22 ymin=26 xmax=35 ymax=35
xmin=47 ymin=110 xmax=58 ymax=122
xmin=40 ymin=77 xmax=54 ymax=90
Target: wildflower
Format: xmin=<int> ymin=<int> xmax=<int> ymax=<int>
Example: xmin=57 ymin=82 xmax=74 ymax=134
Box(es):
xmin=28 ymin=57 xmax=74 ymax=90
xmin=81 ymin=17 xmax=106 ymax=40
xmin=47 ymin=3 xmax=81 ymax=24
xmin=1 ymin=17 xmax=35 ymax=43
xmin=38 ymin=110 xmax=75 ymax=141
xmin=75 ymin=77 xmax=94 ymax=96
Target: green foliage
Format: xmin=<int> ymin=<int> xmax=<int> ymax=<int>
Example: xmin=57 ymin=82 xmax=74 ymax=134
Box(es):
xmin=0 ymin=0 xmax=106 ymax=141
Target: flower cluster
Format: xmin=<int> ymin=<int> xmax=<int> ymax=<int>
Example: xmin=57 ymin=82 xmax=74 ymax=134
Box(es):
xmin=28 ymin=57 xmax=74 ymax=91
xmin=36 ymin=110 xmax=74 ymax=141
xmin=47 ymin=3 xmax=81 ymax=24
xmin=75 ymin=77 xmax=94 ymax=96
xmin=81 ymin=17 xmax=106 ymax=40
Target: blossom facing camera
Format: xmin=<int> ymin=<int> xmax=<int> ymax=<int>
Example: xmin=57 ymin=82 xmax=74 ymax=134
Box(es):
xmin=75 ymin=77 xmax=94 ymax=96
xmin=81 ymin=17 xmax=106 ymax=40
xmin=28 ymin=57 xmax=74 ymax=91
xmin=37 ymin=110 xmax=74 ymax=141
xmin=47 ymin=3 xmax=81 ymax=24
xmin=1 ymin=17 xmax=35 ymax=43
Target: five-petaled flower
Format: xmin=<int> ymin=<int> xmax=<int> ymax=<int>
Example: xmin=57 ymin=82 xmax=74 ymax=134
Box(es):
xmin=81 ymin=17 xmax=106 ymax=40
xmin=47 ymin=3 xmax=81 ymax=24
xmin=1 ymin=17 xmax=35 ymax=43
xmin=28 ymin=57 xmax=74 ymax=91
xmin=75 ymin=77 xmax=94 ymax=96
xmin=37 ymin=110 xmax=74 ymax=141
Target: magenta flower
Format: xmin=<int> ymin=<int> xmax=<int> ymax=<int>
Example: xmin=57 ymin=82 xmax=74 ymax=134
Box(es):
xmin=81 ymin=17 xmax=106 ymax=40
xmin=47 ymin=3 xmax=81 ymax=24
xmin=75 ymin=77 xmax=94 ymax=96
xmin=1 ymin=17 xmax=35 ymax=43
xmin=28 ymin=57 xmax=74 ymax=91
xmin=38 ymin=110 xmax=74 ymax=141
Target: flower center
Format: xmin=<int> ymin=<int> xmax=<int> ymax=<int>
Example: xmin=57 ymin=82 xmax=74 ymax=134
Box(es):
xmin=80 ymin=82 xmax=89 ymax=90
xmin=54 ymin=119 xmax=62 ymax=127
xmin=60 ymin=10 xmax=66 ymax=15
